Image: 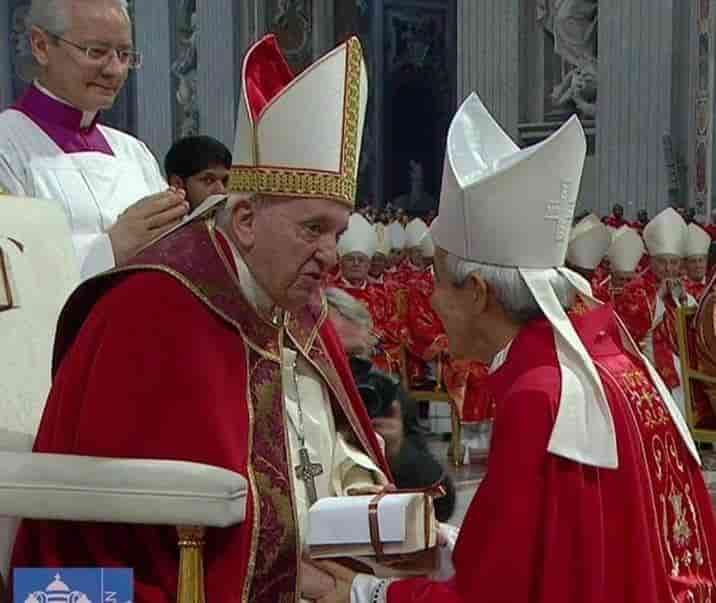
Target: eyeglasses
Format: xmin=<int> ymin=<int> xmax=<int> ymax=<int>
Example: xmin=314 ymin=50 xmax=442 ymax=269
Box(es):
xmin=46 ymin=31 xmax=143 ymax=70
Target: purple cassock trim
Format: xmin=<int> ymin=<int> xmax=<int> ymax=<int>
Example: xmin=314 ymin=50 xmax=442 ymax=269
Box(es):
xmin=12 ymin=85 xmax=114 ymax=156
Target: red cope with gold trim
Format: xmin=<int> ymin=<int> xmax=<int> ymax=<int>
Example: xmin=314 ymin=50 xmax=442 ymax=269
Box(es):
xmin=386 ymin=304 xmax=716 ymax=603
xmin=10 ymin=216 xmax=390 ymax=603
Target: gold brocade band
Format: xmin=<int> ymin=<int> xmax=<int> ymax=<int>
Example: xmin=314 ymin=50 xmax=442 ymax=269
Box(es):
xmin=228 ymin=165 xmax=356 ymax=207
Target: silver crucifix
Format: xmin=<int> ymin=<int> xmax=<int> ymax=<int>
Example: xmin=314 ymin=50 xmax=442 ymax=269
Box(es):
xmin=295 ymin=446 xmax=324 ymax=505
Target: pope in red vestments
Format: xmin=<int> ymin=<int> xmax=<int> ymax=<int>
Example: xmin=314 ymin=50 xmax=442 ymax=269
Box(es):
xmin=12 ymin=33 xmax=393 ymax=603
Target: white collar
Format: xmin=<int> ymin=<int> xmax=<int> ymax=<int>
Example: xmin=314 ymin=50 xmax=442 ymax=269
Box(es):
xmin=34 ymin=79 xmax=98 ymax=128
xmin=488 ymin=340 xmax=513 ymax=374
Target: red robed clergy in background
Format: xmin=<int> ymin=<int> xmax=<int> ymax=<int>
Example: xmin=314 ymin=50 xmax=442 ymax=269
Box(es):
xmin=10 ymin=220 xmax=390 ymax=602
xmin=386 ymin=303 xmax=716 ymax=602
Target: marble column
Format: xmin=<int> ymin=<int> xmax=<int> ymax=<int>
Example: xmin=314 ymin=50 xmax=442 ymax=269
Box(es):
xmin=197 ymin=0 xmax=241 ymax=150
xmin=133 ymin=2 xmax=174 ymax=162
xmin=456 ymin=0 xmax=520 ymax=139
xmin=596 ymin=0 xmax=675 ymax=218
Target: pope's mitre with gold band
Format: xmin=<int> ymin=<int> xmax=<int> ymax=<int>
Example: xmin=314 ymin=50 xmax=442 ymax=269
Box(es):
xmin=229 ymin=34 xmax=368 ymax=207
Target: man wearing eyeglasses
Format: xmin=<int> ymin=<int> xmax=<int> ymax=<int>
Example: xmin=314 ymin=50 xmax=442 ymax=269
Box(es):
xmin=0 ymin=0 xmax=188 ymax=279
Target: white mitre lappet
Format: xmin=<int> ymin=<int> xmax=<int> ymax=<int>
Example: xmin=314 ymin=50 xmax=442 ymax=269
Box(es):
xmin=337 ymin=213 xmax=378 ymax=258
xmin=608 ymin=226 xmax=645 ymax=273
xmin=405 ymin=218 xmax=429 ymax=249
xmin=388 ymin=222 xmax=406 ymax=250
xmin=229 ymin=34 xmax=367 ymax=207
xmin=567 ymin=214 xmax=611 ymax=270
xmin=686 ymin=223 xmax=712 ymax=258
xmin=643 ymin=208 xmax=688 ymax=257
xmin=431 ymin=92 xmax=699 ymax=468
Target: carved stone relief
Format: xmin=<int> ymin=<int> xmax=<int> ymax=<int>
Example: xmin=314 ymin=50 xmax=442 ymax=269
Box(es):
xmin=267 ymin=0 xmax=314 ymax=74
xmin=537 ymin=0 xmax=598 ymax=119
xmin=172 ymin=0 xmax=199 ymax=139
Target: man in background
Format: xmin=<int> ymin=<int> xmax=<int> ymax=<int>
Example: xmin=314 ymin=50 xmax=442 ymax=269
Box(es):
xmin=164 ymin=135 xmax=232 ymax=209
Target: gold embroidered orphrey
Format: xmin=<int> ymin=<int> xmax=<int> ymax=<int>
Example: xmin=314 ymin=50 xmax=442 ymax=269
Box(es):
xmin=229 ymin=37 xmax=363 ymax=207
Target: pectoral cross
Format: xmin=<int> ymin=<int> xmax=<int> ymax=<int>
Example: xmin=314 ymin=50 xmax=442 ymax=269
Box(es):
xmin=295 ymin=446 xmax=324 ymax=505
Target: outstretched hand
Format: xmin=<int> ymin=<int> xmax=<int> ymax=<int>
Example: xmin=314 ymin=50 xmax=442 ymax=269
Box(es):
xmin=313 ymin=561 xmax=357 ymax=603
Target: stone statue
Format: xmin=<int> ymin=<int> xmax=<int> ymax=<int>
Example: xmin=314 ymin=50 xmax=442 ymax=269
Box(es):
xmin=538 ymin=0 xmax=598 ymax=117
xmin=171 ymin=10 xmax=199 ymax=138
xmin=392 ymin=160 xmax=436 ymax=213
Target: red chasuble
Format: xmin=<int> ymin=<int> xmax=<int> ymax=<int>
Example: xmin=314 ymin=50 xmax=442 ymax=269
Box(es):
xmin=387 ymin=304 xmax=716 ymax=602
xmin=616 ymin=272 xmax=686 ymax=389
xmin=10 ymin=218 xmax=390 ymax=603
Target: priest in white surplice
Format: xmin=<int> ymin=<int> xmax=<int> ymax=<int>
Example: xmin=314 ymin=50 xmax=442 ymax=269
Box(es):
xmin=0 ymin=0 xmax=188 ymax=278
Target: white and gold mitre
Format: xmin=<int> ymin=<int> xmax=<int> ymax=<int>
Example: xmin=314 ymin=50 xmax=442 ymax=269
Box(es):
xmin=608 ymin=226 xmax=645 ymax=273
xmin=686 ymin=223 xmax=711 ymax=258
xmin=338 ymin=213 xmax=378 ymax=258
xmin=643 ymin=208 xmax=688 ymax=257
xmin=230 ymin=34 xmax=368 ymax=207
xmin=405 ymin=218 xmax=429 ymax=248
xmin=567 ymin=214 xmax=611 ymax=270
xmin=388 ymin=222 xmax=406 ymax=250
xmin=432 ymin=92 xmax=586 ymax=268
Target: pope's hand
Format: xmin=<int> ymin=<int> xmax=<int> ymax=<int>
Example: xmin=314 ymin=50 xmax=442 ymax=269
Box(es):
xmin=108 ymin=188 xmax=189 ymax=265
xmin=301 ymin=559 xmax=336 ymax=600
xmin=314 ymin=562 xmax=357 ymax=603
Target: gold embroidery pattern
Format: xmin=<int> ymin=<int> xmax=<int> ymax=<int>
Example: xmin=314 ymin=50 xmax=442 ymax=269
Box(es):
xmin=229 ymin=37 xmax=363 ymax=207
xmin=622 ymin=371 xmax=671 ymax=429
xmin=618 ymin=369 xmax=714 ymax=601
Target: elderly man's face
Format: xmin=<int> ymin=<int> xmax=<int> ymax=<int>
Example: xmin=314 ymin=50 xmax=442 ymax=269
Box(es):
xmin=651 ymin=254 xmax=683 ymax=282
xmin=233 ymin=196 xmax=349 ymax=313
xmin=686 ymin=255 xmax=708 ymax=282
xmin=31 ymin=0 xmax=132 ymax=112
xmin=389 ymin=248 xmax=405 ymax=267
xmin=408 ymin=247 xmax=425 ymax=268
xmin=341 ymin=252 xmax=371 ymax=285
xmin=430 ymin=248 xmax=481 ymax=360
xmin=370 ymin=253 xmax=387 ymax=278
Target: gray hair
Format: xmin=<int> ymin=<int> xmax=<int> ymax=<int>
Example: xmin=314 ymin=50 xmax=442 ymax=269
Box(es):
xmin=324 ymin=287 xmax=374 ymax=330
xmin=444 ymin=252 xmax=576 ymax=323
xmin=27 ymin=0 xmax=131 ymax=35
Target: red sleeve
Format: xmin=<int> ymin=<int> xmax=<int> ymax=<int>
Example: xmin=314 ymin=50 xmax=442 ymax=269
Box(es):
xmin=389 ymin=381 xmax=605 ymax=603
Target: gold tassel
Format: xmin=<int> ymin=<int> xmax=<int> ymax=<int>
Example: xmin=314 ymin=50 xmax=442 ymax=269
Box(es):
xmin=176 ymin=526 xmax=206 ymax=603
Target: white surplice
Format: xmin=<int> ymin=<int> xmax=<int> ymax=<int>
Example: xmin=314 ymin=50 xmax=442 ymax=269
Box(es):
xmin=0 ymin=85 xmax=166 ymax=279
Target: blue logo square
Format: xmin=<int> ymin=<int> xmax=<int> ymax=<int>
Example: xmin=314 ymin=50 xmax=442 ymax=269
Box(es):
xmin=13 ymin=568 xmax=133 ymax=603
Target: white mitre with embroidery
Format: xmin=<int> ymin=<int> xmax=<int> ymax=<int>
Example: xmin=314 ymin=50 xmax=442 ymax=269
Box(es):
xmin=405 ymin=218 xmax=429 ymax=249
xmin=431 ymin=92 xmax=699 ymax=469
xmin=643 ymin=208 xmax=688 ymax=257
xmin=374 ymin=223 xmax=391 ymax=257
xmin=230 ymin=34 xmax=367 ymax=207
xmin=686 ymin=223 xmax=711 ymax=258
xmin=338 ymin=213 xmax=378 ymax=258
xmin=388 ymin=222 xmax=406 ymax=250
xmin=567 ymin=214 xmax=611 ymax=270
xmin=608 ymin=226 xmax=645 ymax=273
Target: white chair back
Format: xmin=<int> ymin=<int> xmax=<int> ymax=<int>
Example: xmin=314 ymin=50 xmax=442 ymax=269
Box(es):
xmin=0 ymin=195 xmax=80 ymax=579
